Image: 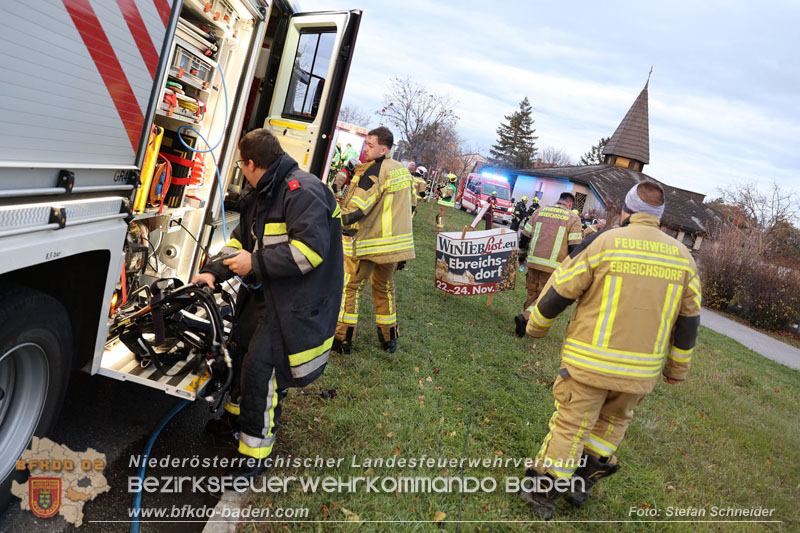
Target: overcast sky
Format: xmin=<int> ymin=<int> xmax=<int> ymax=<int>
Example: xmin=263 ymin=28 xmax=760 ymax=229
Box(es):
xmin=304 ymin=0 xmax=799 ymax=198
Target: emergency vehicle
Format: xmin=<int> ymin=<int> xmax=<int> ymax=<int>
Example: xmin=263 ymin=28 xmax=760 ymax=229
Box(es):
xmin=456 ymin=172 xmax=513 ymax=224
xmin=0 ymin=0 xmax=360 ymax=504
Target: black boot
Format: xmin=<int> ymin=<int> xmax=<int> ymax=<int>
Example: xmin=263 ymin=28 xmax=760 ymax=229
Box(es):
xmin=514 ymin=313 xmax=527 ymax=338
xmin=204 ymin=411 xmax=238 ymax=446
xmin=332 ymin=338 xmax=352 ymax=355
xmin=227 ymin=453 xmax=268 ymax=480
xmin=377 ymin=327 xmax=397 ymax=353
xmin=564 ymin=454 xmax=620 ymax=507
xmin=518 ymin=470 xmax=562 ymax=520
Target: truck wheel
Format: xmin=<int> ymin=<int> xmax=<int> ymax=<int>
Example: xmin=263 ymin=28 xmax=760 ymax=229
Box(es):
xmin=0 ymin=285 xmax=72 ymax=512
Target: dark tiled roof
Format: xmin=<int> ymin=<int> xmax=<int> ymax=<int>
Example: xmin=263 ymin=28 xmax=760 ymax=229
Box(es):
xmin=603 ymin=84 xmax=650 ymax=164
xmin=517 ymin=164 xmax=722 ymax=234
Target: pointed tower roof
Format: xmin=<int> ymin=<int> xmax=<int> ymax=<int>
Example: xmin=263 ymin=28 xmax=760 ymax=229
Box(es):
xmin=603 ymin=81 xmax=650 ymax=165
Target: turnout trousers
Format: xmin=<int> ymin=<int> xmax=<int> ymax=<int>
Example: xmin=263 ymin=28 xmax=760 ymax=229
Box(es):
xmin=532 ymin=368 xmax=646 ymax=479
xmin=522 ymin=268 xmax=552 ymax=320
xmin=224 ymin=289 xmax=289 ymax=459
xmin=436 ymin=205 xmax=450 ymax=231
xmin=335 ymin=255 xmax=399 ymax=344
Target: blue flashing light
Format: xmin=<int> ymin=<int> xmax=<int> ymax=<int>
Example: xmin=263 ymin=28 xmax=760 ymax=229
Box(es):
xmin=481 ymin=171 xmax=508 ymax=182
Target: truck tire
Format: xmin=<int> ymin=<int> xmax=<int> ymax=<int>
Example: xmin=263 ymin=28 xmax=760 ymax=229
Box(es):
xmin=0 ymin=285 xmax=72 ymax=512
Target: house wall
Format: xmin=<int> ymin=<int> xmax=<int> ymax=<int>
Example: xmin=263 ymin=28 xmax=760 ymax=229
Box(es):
xmin=512 ymin=175 xmax=573 ymax=206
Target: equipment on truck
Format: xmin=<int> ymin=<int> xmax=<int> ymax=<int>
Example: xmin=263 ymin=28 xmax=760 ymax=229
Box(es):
xmin=108 ymin=278 xmax=233 ymax=411
xmin=0 ymin=0 xmax=361 ymax=507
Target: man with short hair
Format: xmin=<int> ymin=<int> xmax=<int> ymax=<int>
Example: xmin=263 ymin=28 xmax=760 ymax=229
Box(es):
xmin=335 ymin=126 xmax=415 ymax=354
xmin=343 ymin=143 xmax=360 ymax=165
xmin=514 ymin=192 xmax=582 ymax=337
xmin=194 ymin=129 xmax=343 ymax=476
xmin=583 ymin=218 xmax=607 ymax=239
xmin=517 ymin=181 xmax=701 ymax=520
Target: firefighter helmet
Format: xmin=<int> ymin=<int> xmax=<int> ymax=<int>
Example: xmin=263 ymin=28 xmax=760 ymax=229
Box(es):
xmin=416 ymin=166 xmax=427 ymax=177
xmin=448 ymin=173 xmax=457 ymax=183
xmin=522 ymin=196 xmax=528 ymax=201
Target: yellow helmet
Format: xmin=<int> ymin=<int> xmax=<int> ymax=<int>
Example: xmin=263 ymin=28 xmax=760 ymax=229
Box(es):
xmin=521 ymin=196 xmax=528 ymax=201
xmin=448 ymin=173 xmax=457 ymax=183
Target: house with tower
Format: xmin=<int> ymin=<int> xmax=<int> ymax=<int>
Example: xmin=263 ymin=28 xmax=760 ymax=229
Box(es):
xmin=509 ymin=80 xmax=721 ymax=250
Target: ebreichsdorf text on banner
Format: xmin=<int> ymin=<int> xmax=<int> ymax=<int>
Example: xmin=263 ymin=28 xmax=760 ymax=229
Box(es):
xmin=435 ymin=229 xmax=518 ymax=296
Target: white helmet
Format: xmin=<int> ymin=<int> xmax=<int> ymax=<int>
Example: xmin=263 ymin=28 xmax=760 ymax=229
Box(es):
xmin=415 ymin=166 xmax=427 ymax=177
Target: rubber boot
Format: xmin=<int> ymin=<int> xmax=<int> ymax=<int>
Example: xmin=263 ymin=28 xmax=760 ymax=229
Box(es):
xmin=518 ymin=470 xmax=562 ymax=520
xmin=227 ymin=449 xmax=268 ymax=480
xmin=377 ymin=327 xmax=397 ymax=353
xmin=514 ymin=313 xmax=527 ymax=338
xmin=564 ymin=454 xmax=620 ymax=507
xmin=332 ymin=338 xmax=352 ymax=355
xmin=204 ymin=411 xmax=238 ymax=446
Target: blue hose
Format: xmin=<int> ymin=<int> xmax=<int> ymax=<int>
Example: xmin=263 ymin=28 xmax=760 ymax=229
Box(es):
xmin=130 ymin=399 xmax=191 ymax=533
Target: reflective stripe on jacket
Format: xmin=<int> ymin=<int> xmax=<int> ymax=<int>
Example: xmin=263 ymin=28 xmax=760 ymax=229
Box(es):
xmin=527 ymin=213 xmax=702 ymax=394
xmin=341 ymin=156 xmax=415 ymax=264
xmin=521 ymin=203 xmax=583 ymax=273
xmin=438 ymin=183 xmax=456 ymax=207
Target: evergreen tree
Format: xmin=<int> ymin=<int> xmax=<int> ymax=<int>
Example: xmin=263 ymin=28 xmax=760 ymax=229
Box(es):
xmin=489 ymin=97 xmax=538 ymax=169
xmin=579 ymin=136 xmax=610 ymax=165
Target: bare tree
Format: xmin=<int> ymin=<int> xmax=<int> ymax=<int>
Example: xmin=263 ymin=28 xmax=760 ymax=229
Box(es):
xmin=579 ymin=136 xmax=610 ymax=165
xmin=380 ymin=77 xmax=459 ymax=163
xmin=540 ymin=145 xmax=573 ymax=166
xmin=718 ymin=182 xmax=798 ymax=233
xmin=337 ymin=104 xmax=372 ymax=126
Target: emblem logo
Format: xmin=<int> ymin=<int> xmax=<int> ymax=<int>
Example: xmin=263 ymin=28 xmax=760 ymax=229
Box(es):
xmin=29 ymin=477 xmax=62 ymax=519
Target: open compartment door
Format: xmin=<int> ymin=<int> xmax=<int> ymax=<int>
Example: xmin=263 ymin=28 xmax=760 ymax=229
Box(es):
xmin=263 ymin=10 xmax=361 ymax=178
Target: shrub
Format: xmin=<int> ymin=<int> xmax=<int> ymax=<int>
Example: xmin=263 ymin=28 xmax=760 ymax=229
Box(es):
xmin=737 ymin=264 xmax=800 ymax=330
xmin=697 ymin=225 xmax=755 ymax=310
xmin=698 ymin=224 xmax=800 ymax=330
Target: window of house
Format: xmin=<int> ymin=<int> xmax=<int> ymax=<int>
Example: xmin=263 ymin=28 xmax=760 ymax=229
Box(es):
xmin=282 ymin=30 xmax=336 ymax=121
xmin=614 ymin=156 xmax=630 ymax=168
xmin=574 ymin=192 xmax=587 ymax=212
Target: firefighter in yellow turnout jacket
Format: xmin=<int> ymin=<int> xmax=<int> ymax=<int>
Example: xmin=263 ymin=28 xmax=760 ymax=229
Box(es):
xmin=335 ymin=127 xmax=415 ymax=354
xmin=436 ymin=174 xmax=457 ymax=231
xmin=514 ymin=192 xmax=583 ymax=337
xmin=517 ymin=182 xmax=701 ymax=520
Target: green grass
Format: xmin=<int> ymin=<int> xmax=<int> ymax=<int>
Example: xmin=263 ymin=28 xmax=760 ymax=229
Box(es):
xmin=241 ymin=202 xmax=799 ymax=532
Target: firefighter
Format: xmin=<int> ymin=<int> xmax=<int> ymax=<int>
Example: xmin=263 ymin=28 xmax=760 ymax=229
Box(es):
xmin=522 ymin=196 xmax=540 ymax=228
xmin=332 ymin=159 xmax=356 ymax=197
xmin=334 ymin=126 xmax=415 ymax=354
xmin=511 ymin=196 xmax=528 ymax=231
xmin=436 ymin=173 xmax=457 ymax=231
xmin=517 ymin=181 xmax=701 ymax=520
xmin=343 ymin=143 xmax=360 ymax=165
xmin=411 ymin=166 xmax=428 ymax=217
xmin=514 ymin=192 xmax=582 ymax=337
xmin=483 ymin=191 xmax=498 ymax=230
xmin=583 ymin=218 xmax=607 ymax=239
xmin=194 ymin=129 xmax=343 ymax=477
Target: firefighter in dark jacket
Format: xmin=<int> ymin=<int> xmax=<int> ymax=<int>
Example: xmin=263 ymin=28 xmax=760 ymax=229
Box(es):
xmin=483 ymin=191 xmax=498 ymax=230
xmin=193 ymin=129 xmax=343 ymax=477
xmin=511 ymin=196 xmax=528 ymax=231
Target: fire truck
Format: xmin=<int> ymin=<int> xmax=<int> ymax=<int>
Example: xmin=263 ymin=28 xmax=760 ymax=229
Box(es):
xmin=0 ymin=0 xmax=360 ymax=503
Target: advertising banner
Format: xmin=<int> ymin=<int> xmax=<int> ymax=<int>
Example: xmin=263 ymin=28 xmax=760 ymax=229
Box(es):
xmin=435 ymin=228 xmax=518 ymax=295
